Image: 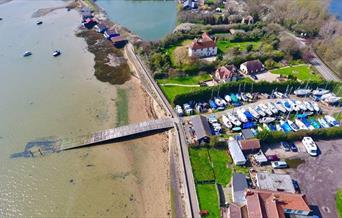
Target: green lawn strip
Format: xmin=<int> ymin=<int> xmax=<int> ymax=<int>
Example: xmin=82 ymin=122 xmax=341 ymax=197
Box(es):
xmin=115 ymin=88 xmax=128 ymax=127
xmin=208 ymin=149 xmax=232 ymax=186
xmin=189 ymin=148 xmax=215 ymax=181
xmin=217 ymin=40 xmax=261 ymax=53
xmin=271 ymin=65 xmax=322 ymax=81
xmin=166 ymin=39 xmax=192 ymax=67
xmin=159 ymin=85 xmax=202 ymax=103
xmin=157 ymin=74 xmax=211 ymax=85
xmin=337 ymin=189 xmax=342 ymax=218
xmin=196 ymin=184 xmax=220 ymax=218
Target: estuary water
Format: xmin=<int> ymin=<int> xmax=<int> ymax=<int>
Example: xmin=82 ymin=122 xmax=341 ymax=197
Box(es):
xmin=96 ymin=0 xmax=177 ymax=41
xmin=330 ymin=0 xmax=342 ymax=19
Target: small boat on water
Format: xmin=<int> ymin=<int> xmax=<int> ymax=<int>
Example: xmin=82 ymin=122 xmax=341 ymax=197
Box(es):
xmin=294 ymin=89 xmax=312 ymax=96
xmin=295 ymin=119 xmax=308 ymax=130
xmin=309 ymin=118 xmax=321 ymax=129
xmin=287 ymin=120 xmax=300 ymax=132
xmin=267 ymin=102 xmax=278 ymax=114
xmin=318 ymin=117 xmax=330 ymax=128
xmin=222 ymin=115 xmax=233 ymax=129
xmin=255 ymin=106 xmax=266 ymax=117
xmin=259 ymin=103 xmax=273 ymax=116
xmin=259 ymin=117 xmax=276 ymax=124
xmin=227 ymin=112 xmax=242 ymax=126
xmin=312 ymin=88 xmax=330 ymax=96
xmin=248 ymin=107 xmax=260 ymax=119
xmin=52 ymin=50 xmax=61 ymax=57
xmin=237 ymin=109 xmax=248 ymax=123
xmin=275 ymin=101 xmax=287 ymax=113
xmin=324 ymin=115 xmax=339 ymax=127
xmin=304 ymin=101 xmax=314 ymax=112
xmin=36 ymin=21 xmax=43 ymax=25
xmin=224 ymin=95 xmax=231 ymax=103
xmin=23 ymin=51 xmax=32 ymax=57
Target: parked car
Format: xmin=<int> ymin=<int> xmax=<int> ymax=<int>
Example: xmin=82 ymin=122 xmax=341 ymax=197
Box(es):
xmin=266 ymin=154 xmax=280 ymax=162
xmin=290 ymin=142 xmax=298 ymax=152
xmin=271 ymin=161 xmax=288 ymax=169
xmin=280 ymin=141 xmax=290 ymax=151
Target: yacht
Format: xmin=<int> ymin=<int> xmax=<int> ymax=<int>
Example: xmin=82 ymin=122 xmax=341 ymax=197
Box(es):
xmin=267 ymin=102 xmax=278 ymax=114
xmin=311 ymin=101 xmax=320 ymax=112
xmin=287 ymin=120 xmax=300 ymax=132
xmin=236 ymin=109 xmax=248 ymax=123
xmin=312 ymin=88 xmax=330 ymax=96
xmin=324 ymin=115 xmax=339 ymax=127
xmin=282 ymin=100 xmax=294 ymax=112
xmin=53 ymin=50 xmax=61 ymax=57
xmin=23 ymin=51 xmax=32 ymax=57
xmin=255 ymin=106 xmax=266 ymax=117
xmin=294 ymin=119 xmax=308 ymax=130
xmin=275 ymin=101 xmax=287 ymax=113
xmin=227 ymin=112 xmax=241 ymax=126
xmin=259 ymin=117 xmax=276 ymax=124
xmin=222 ymin=115 xmax=233 ymax=129
xmin=317 ymin=117 xmax=330 ymax=128
xmin=248 ymin=107 xmax=260 ymax=119
xmin=294 ymin=89 xmax=311 ymax=96
xmin=303 ymin=101 xmax=314 ymax=112
xmin=259 ymin=103 xmax=273 ymax=116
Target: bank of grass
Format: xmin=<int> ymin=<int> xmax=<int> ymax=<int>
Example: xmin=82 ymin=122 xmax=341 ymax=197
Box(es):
xmin=159 ymin=85 xmax=202 ymax=103
xmin=166 ymin=39 xmax=192 ymax=67
xmin=189 ymin=148 xmax=215 ymax=181
xmin=208 ymin=149 xmax=232 ymax=185
xmin=115 ymin=88 xmax=128 ymax=127
xmin=271 ymin=64 xmax=322 ymax=81
xmin=217 ymin=40 xmax=261 ymax=53
xmin=157 ymin=74 xmax=211 ymax=85
xmin=337 ymin=189 xmax=342 ymax=218
xmin=196 ymin=184 xmax=219 ymax=218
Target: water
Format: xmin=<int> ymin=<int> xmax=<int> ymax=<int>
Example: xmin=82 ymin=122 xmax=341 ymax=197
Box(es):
xmin=330 ymin=0 xmax=342 ymax=19
xmin=96 ymin=0 xmax=177 ymax=41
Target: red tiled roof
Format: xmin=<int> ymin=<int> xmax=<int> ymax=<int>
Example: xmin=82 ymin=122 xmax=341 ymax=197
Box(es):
xmin=239 ymin=139 xmax=261 ymax=151
xmin=189 ymin=32 xmax=216 ymax=50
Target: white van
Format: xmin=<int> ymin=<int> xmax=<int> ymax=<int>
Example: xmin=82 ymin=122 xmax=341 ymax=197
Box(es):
xmin=271 ymin=161 xmax=288 ymax=169
xmin=302 ymin=137 xmax=318 ymax=156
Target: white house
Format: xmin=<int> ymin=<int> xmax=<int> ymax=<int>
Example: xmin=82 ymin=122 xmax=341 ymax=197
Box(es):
xmin=188 ymin=33 xmax=217 ymax=58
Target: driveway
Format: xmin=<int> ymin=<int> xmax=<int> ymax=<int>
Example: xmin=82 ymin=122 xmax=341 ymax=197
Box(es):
xmin=288 ymin=139 xmax=342 ymax=218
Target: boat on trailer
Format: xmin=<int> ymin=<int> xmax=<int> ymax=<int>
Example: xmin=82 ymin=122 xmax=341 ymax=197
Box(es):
xmin=294 ymin=89 xmax=311 ymax=96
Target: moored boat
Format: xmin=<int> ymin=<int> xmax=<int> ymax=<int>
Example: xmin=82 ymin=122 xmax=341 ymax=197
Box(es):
xmin=23 ymin=51 xmax=32 ymax=57
xmin=52 ymin=50 xmax=61 ymax=57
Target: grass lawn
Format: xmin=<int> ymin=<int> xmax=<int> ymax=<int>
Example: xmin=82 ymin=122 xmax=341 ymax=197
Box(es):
xmin=115 ymin=88 xmax=128 ymax=127
xmin=159 ymin=85 xmax=202 ymax=104
xmin=271 ymin=64 xmax=322 ymax=81
xmin=337 ymin=189 xmax=342 ymax=218
xmin=189 ymin=148 xmax=215 ymax=181
xmin=217 ymin=40 xmax=261 ymax=53
xmin=196 ymin=184 xmax=220 ymax=218
xmin=166 ymin=39 xmax=192 ymax=67
xmin=157 ymin=74 xmax=211 ymax=85
xmin=208 ymin=149 xmax=232 ymax=186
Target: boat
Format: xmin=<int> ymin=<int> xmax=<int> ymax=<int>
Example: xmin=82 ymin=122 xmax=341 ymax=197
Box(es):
xmin=219 ymin=97 xmax=228 ymax=106
xmin=214 ymin=97 xmax=224 ymax=107
xmin=301 ymin=118 xmax=315 ymax=130
xmin=268 ymin=123 xmax=276 ymax=131
xmin=52 ymin=50 xmax=61 ymax=57
xmin=274 ymin=91 xmax=284 ymax=98
xmin=222 ymin=115 xmax=233 ymax=129
xmin=276 ymin=124 xmax=283 ymax=132
xmin=283 ymin=100 xmax=293 ymax=112
xmin=183 ymin=103 xmax=193 ymax=115
xmin=232 ymin=126 xmax=242 ymax=132
xmin=262 ymin=123 xmax=270 ymax=131
xmin=267 ymin=102 xmax=278 ymax=114
xmin=287 ymin=120 xmax=300 ymax=132
xmin=224 ymin=95 xmax=231 ymax=103
xmin=209 ymin=100 xmax=217 ymax=110
xmin=243 ymin=121 xmax=256 ymax=129
xmin=248 ymin=107 xmax=260 ymax=119
xmin=294 ymin=89 xmax=311 ymax=96
xmin=309 ymin=118 xmax=321 ymax=129
xmin=312 ymin=88 xmax=330 ymax=96
xmin=259 ymin=103 xmax=273 ymax=116
xmin=227 ymin=112 xmax=241 ymax=126
xmin=318 ymin=117 xmax=330 ymax=128
xmin=174 ymin=105 xmax=184 ymax=116
xmin=236 ymin=109 xmax=248 ymax=123
xmin=236 ymin=93 xmax=242 ymax=101
xmin=294 ymin=119 xmax=308 ymax=130
xmin=251 ymin=128 xmax=258 ymax=136
xmin=241 ymin=93 xmax=249 ymax=102
xmin=208 ymin=114 xmax=218 ymax=124
xmin=259 ymin=117 xmax=276 ymax=124
xmin=280 ymin=120 xmax=292 ymax=133
xmin=324 ymin=115 xmax=339 ymax=127
xmin=230 ymin=94 xmax=238 ymax=103
xmin=295 ymin=100 xmax=307 ymax=111
xmin=311 ymin=101 xmax=320 ymax=112
xmin=255 ymin=106 xmax=266 ymax=117
xmin=246 ymin=93 xmax=253 ymax=102
xmin=36 ymin=21 xmax=43 ymax=25
xmin=321 ymin=94 xmax=342 ymax=105
xmin=303 ymin=101 xmax=314 ymax=112
xmin=275 ymin=101 xmax=287 ymax=113
xmin=23 ymin=51 xmax=32 ymax=57
xmin=290 ymin=100 xmax=300 ymax=112
xmin=212 ymin=122 xmax=222 ymax=135
xmin=242 ymin=108 xmax=254 ymax=121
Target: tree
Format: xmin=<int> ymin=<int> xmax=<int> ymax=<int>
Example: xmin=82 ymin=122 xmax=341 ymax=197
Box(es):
xmin=279 ymin=38 xmax=301 ymax=60
xmin=246 ymin=44 xmax=253 ymax=52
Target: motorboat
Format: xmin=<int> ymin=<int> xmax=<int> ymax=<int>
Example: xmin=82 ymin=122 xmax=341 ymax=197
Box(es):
xmin=236 ymin=109 xmax=248 ymax=123
xmin=295 ymin=100 xmax=307 ymax=111
xmin=294 ymin=89 xmax=311 ymax=96
xmin=274 ymin=91 xmax=284 ymax=99
xmin=275 ymin=101 xmax=287 ymax=113
xmin=209 ymin=100 xmax=217 ymax=110
xmin=311 ymin=101 xmax=320 ymax=112
xmin=246 ymin=93 xmax=253 ymax=102
xmin=324 ymin=115 xmax=339 ymax=127
xmin=267 ymin=102 xmax=278 ymax=114
xmin=259 ymin=103 xmax=273 ymax=116
xmin=290 ymin=100 xmax=300 ymax=112
xmin=318 ymin=117 xmax=330 ymax=128
xmin=282 ymin=100 xmax=294 ymax=112
xmin=259 ymin=117 xmax=276 ymax=124
xmin=276 ymin=124 xmax=283 ymax=132
xmin=254 ymin=106 xmax=266 ymax=117
xmin=222 ymin=115 xmax=233 ymax=129
xmin=312 ymin=88 xmax=330 ymax=96
xmin=224 ymin=95 xmax=231 ymax=103
xmin=287 ymin=120 xmax=300 ymax=132
xmin=227 ymin=112 xmax=241 ymax=126
xmin=294 ymin=119 xmax=308 ymax=130
xmin=248 ymin=107 xmax=260 ymax=119
xmin=183 ymin=103 xmax=193 ymax=115
xmin=304 ymin=101 xmax=314 ymax=112
xmin=36 ymin=21 xmax=43 ymax=25
xmin=52 ymin=50 xmax=61 ymax=57
xmin=241 ymin=108 xmax=254 ymax=121
xmin=174 ymin=105 xmax=183 ymax=116
xmin=23 ymin=51 xmax=32 ymax=57
xmin=280 ymin=120 xmax=292 ymax=132
xmin=309 ymin=118 xmax=321 ymax=129
xmin=262 ymin=123 xmax=270 ymax=131
xmin=301 ymin=118 xmax=315 ymax=130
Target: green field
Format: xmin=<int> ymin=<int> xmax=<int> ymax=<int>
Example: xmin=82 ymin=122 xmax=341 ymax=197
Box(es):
xmin=157 ymin=74 xmax=211 ymax=85
xmin=337 ymin=189 xmax=342 ymax=218
xmin=217 ymin=40 xmax=261 ymax=53
xmin=159 ymin=85 xmax=202 ymax=103
xmin=196 ymin=184 xmax=220 ymax=218
xmin=189 ymin=148 xmax=215 ymax=181
xmin=208 ymin=149 xmax=232 ymax=185
xmin=115 ymin=88 xmax=128 ymax=127
xmin=271 ymin=65 xmax=322 ymax=81
xmin=166 ymin=39 xmax=192 ymax=67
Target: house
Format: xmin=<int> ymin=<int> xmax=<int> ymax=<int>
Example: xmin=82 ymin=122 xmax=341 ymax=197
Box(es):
xmin=245 ymin=189 xmax=311 ymax=217
xmin=111 ymin=35 xmax=128 ymax=48
xmin=214 ymin=65 xmax=238 ymax=83
xmin=256 ymin=172 xmax=296 ymax=193
xmin=241 ymin=15 xmax=254 ymax=25
xmin=190 ymin=115 xmax=212 ymax=144
xmin=232 ymin=173 xmax=248 ymax=205
xmin=240 ymin=60 xmax=265 ymax=74
xmin=228 ymin=139 xmax=246 ymax=165
xmin=226 ymin=203 xmax=248 ymax=218
xmin=188 ymin=32 xmax=217 ymax=58
xmin=95 ymin=23 xmax=108 ymax=33
xmin=104 ymin=29 xmax=120 ymax=40
xmin=239 ymin=139 xmax=261 ymax=153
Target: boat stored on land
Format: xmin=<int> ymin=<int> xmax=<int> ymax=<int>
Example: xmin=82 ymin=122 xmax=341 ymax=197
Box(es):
xmin=304 ymin=101 xmax=314 ymax=112
xmin=267 ymin=102 xmax=278 ymax=114
xmin=259 ymin=103 xmax=273 ymax=116
xmin=280 ymin=120 xmax=292 ymax=133
xmin=224 ymin=95 xmax=231 ymax=103
xmin=255 ymin=106 xmax=266 ymax=117
xmin=222 ymin=115 xmax=233 ymax=129
xmin=318 ymin=118 xmax=330 ymax=128
xmin=294 ymin=89 xmax=311 ymax=96
xmin=287 ymin=120 xmax=300 ymax=132
xmin=309 ymin=118 xmax=321 ymax=129
xmin=283 ymin=100 xmax=293 ymax=112
xmin=259 ymin=117 xmax=276 ymax=124
xmin=324 ymin=115 xmax=339 ymax=127
xmin=301 ymin=118 xmax=315 ymax=130
xmin=227 ymin=112 xmax=241 ymax=126
xmin=236 ymin=109 xmax=248 ymax=123
xmin=312 ymin=88 xmax=330 ymax=96
xmin=275 ymin=101 xmax=287 ymax=113
xmin=295 ymin=119 xmax=307 ymax=130
xmin=248 ymin=107 xmax=260 ymax=119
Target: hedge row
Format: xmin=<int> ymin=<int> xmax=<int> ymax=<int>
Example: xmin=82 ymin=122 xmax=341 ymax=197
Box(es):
xmin=257 ymin=127 xmax=342 ymax=144
xmin=173 ymin=80 xmax=341 ymax=105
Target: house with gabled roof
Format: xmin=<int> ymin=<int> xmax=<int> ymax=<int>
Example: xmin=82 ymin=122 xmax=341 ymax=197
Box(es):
xmin=188 ymin=33 xmax=217 ymax=58
xmin=240 ymin=59 xmax=265 ymax=74
xmin=214 ymin=65 xmax=238 ymax=83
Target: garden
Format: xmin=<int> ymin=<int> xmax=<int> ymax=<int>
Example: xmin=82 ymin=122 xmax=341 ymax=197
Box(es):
xmin=271 ymin=64 xmax=322 ymax=81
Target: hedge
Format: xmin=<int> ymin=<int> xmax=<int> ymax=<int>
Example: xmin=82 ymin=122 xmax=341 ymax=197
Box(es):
xmin=256 ymin=127 xmax=342 ymax=144
xmin=173 ymin=80 xmax=341 ymax=105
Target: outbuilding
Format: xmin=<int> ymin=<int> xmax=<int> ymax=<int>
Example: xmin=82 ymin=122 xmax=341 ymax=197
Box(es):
xmin=232 ymin=173 xmax=248 ymax=205
xmin=228 ymin=139 xmax=246 ymax=166
xmin=191 ymin=115 xmax=212 ymax=144
xmin=256 ymin=172 xmax=296 ymax=193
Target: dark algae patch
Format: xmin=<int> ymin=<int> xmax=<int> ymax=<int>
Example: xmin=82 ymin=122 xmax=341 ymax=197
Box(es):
xmin=77 ymin=29 xmax=131 ymax=85
xmin=286 ymin=158 xmax=305 ymax=169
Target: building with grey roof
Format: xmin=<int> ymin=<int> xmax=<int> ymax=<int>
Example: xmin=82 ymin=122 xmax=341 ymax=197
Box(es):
xmin=232 ymin=173 xmax=248 ymax=205
xmin=256 ymin=172 xmax=295 ymax=193
xmin=228 ymin=140 xmax=246 ymax=166
xmin=241 ymin=129 xmax=254 ymax=140
xmin=191 ymin=115 xmax=211 ymax=144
